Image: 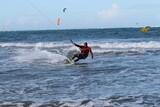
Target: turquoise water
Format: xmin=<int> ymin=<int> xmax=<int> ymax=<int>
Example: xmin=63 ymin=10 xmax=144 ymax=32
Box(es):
xmin=0 ymin=28 xmax=160 ymax=106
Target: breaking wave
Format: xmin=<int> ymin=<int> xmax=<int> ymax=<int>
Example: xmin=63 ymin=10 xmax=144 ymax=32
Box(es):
xmin=1 ymin=41 xmax=160 ymax=56
xmin=13 ymin=48 xmax=68 ymax=64
xmin=0 ymin=95 xmax=160 ymax=107
xmin=0 ymin=41 xmax=160 ymax=49
xmin=2 ymin=41 xmax=160 ymax=64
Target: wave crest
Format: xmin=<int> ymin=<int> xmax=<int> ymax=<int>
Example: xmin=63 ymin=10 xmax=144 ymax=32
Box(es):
xmin=0 ymin=95 xmax=159 ymax=107
xmin=1 ymin=41 xmax=160 ymax=49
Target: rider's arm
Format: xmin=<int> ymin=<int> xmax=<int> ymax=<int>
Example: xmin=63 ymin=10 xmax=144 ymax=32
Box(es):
xmin=90 ymin=48 xmax=94 ymax=59
xmin=70 ymin=40 xmax=83 ymax=48
xmin=74 ymin=43 xmax=83 ymax=48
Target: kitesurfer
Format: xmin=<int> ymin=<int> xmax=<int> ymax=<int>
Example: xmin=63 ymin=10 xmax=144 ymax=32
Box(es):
xmin=70 ymin=40 xmax=94 ymax=62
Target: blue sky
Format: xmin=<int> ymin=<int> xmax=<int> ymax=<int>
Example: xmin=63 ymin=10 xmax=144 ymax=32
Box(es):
xmin=0 ymin=0 xmax=160 ymax=31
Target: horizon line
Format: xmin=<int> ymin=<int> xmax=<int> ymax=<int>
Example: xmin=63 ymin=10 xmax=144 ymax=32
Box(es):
xmin=0 ymin=26 xmax=158 ymax=32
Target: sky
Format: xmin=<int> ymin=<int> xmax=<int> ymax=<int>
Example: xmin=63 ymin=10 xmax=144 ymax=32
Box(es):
xmin=0 ymin=0 xmax=160 ymax=31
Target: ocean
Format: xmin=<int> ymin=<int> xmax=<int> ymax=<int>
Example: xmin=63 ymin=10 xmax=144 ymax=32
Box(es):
xmin=0 ymin=28 xmax=160 ymax=107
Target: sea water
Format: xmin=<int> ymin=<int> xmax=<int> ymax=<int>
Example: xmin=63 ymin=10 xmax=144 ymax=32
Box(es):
xmin=0 ymin=28 xmax=160 ymax=107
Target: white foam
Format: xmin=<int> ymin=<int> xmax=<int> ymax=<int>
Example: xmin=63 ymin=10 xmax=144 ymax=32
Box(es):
xmin=2 ymin=41 xmax=160 ymax=57
xmin=13 ymin=48 xmax=67 ymax=64
xmin=30 ymin=103 xmax=44 ymax=107
xmin=90 ymin=41 xmax=160 ymax=49
xmin=0 ymin=42 xmax=71 ymax=48
xmin=1 ymin=41 xmax=160 ymax=49
xmin=60 ymin=102 xmax=80 ymax=107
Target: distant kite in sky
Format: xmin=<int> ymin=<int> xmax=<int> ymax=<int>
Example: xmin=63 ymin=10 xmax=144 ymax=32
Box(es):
xmin=56 ymin=8 xmax=67 ymax=26
xmin=63 ymin=8 xmax=67 ymax=13
xmin=57 ymin=17 xmax=61 ymax=26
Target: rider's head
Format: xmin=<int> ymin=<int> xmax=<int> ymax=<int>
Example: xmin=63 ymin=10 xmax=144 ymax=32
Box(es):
xmin=84 ymin=42 xmax=88 ymax=47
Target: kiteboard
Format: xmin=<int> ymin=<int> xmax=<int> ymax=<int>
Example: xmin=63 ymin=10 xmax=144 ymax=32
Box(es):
xmin=64 ymin=57 xmax=75 ymax=64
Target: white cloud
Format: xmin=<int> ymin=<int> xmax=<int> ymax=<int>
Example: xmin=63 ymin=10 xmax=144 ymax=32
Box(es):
xmin=98 ymin=4 xmax=120 ymax=20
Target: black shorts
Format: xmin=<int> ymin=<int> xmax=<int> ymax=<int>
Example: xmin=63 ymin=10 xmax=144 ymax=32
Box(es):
xmin=75 ymin=53 xmax=88 ymax=59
